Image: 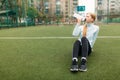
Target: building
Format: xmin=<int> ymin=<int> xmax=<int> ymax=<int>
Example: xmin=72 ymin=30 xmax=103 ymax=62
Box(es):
xmin=109 ymin=0 xmax=120 ymax=15
xmin=97 ymin=0 xmax=120 ymax=20
xmin=21 ymin=0 xmax=78 ymax=23
xmin=38 ymin=0 xmax=78 ymax=22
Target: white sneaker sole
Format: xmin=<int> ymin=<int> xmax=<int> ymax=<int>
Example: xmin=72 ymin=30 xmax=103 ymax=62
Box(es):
xmin=70 ymin=68 xmax=78 ymax=72
xmin=79 ymin=69 xmax=87 ymax=72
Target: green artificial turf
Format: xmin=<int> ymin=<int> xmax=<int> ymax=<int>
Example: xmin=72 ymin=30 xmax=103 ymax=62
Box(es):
xmin=0 ymin=24 xmax=119 ymax=80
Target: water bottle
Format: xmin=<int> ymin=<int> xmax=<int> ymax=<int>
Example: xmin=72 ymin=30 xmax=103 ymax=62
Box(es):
xmin=73 ymin=12 xmax=86 ymax=22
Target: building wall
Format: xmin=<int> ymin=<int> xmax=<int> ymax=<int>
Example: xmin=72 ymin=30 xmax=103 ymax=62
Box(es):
xmin=45 ymin=0 xmax=78 ymax=21
xmin=27 ymin=0 xmax=78 ymax=22
xmin=109 ymin=0 xmax=120 ymax=15
xmin=97 ymin=0 xmax=120 ymax=15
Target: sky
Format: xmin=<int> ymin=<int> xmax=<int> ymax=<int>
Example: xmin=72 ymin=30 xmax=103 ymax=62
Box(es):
xmin=78 ymin=0 xmax=95 ymax=13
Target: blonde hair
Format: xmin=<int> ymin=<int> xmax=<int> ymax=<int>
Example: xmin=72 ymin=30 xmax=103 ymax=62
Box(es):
xmin=87 ymin=12 xmax=96 ymax=21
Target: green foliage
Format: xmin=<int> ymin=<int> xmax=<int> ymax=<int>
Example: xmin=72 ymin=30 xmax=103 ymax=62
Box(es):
xmin=112 ymin=18 xmax=120 ymax=23
xmin=27 ymin=7 xmax=39 ymax=18
xmin=102 ymin=17 xmax=120 ymax=23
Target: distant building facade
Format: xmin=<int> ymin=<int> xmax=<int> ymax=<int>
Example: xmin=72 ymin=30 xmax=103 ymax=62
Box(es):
xmin=37 ymin=0 xmax=78 ymax=22
xmin=96 ymin=0 xmax=120 ymax=21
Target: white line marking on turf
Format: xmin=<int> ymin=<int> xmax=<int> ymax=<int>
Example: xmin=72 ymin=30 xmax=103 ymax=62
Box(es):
xmin=0 ymin=37 xmax=75 ymax=39
xmin=0 ymin=36 xmax=120 ymax=39
xmin=98 ymin=36 xmax=120 ymax=38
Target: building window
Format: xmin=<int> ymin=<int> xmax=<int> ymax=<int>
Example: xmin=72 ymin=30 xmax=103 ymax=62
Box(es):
xmin=66 ymin=1 xmax=68 ymax=4
xmin=73 ymin=0 xmax=78 ymax=1
xmin=111 ymin=1 xmax=115 ymax=3
xmin=73 ymin=0 xmax=78 ymax=5
xmin=111 ymin=8 xmax=115 ymax=10
xmin=31 ymin=0 xmax=33 ymax=3
xmin=73 ymin=3 xmax=77 ymax=5
xmin=56 ymin=0 xmax=60 ymax=2
xmin=111 ymin=4 xmax=115 ymax=7
xmin=65 ymin=4 xmax=68 ymax=7
xmin=56 ymin=0 xmax=61 ymax=15
xmin=65 ymin=12 xmax=68 ymax=14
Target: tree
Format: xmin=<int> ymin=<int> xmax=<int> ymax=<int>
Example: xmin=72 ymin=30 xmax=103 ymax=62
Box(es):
xmin=27 ymin=7 xmax=39 ymax=18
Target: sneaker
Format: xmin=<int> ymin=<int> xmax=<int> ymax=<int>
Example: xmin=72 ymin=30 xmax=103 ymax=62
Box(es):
xmin=79 ymin=64 xmax=87 ymax=72
xmin=70 ymin=64 xmax=78 ymax=72
xmin=70 ymin=60 xmax=78 ymax=72
xmin=79 ymin=59 xmax=87 ymax=72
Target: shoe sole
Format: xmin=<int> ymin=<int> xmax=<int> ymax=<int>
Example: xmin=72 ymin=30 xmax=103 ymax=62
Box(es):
xmin=70 ymin=69 xmax=78 ymax=72
xmin=79 ymin=69 xmax=87 ymax=72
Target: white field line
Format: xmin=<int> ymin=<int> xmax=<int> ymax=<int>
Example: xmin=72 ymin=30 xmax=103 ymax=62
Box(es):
xmin=98 ymin=36 xmax=120 ymax=38
xmin=0 ymin=36 xmax=120 ymax=39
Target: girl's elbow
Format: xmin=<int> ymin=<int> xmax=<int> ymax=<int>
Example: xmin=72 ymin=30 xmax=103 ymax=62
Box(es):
xmin=72 ymin=34 xmax=78 ymax=37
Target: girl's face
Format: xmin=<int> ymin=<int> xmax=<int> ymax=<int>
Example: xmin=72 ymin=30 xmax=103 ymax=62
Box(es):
xmin=85 ymin=13 xmax=94 ymax=23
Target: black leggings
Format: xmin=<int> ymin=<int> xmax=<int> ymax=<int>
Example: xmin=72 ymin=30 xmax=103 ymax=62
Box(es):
xmin=72 ymin=37 xmax=92 ymax=58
